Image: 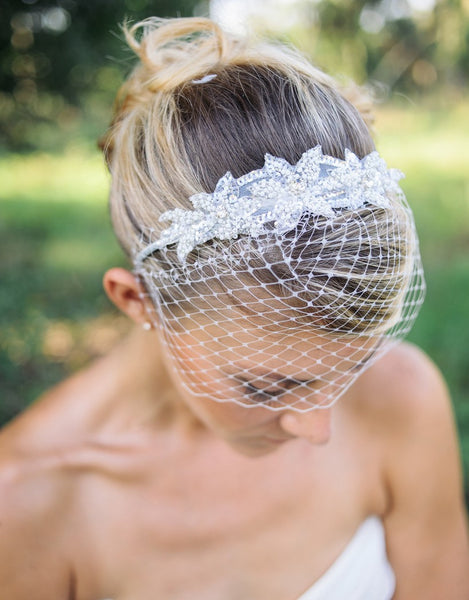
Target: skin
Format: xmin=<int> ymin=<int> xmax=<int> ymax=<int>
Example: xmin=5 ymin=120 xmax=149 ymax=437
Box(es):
xmin=0 ymin=266 xmax=468 ymax=600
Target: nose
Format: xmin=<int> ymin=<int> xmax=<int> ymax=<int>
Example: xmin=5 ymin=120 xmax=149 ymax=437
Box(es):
xmin=279 ymin=407 xmax=333 ymax=445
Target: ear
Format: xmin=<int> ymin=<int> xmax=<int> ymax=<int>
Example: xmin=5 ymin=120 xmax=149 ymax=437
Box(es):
xmin=103 ymin=267 xmax=150 ymax=325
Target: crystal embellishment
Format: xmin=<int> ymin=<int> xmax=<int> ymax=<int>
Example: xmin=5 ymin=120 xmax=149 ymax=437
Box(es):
xmin=135 ymin=146 xmax=404 ymax=264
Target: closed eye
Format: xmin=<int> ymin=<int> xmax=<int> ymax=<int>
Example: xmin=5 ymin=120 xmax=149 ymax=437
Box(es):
xmin=230 ymin=371 xmax=321 ymax=406
xmin=235 ymin=375 xmax=317 ymax=405
xmin=243 ymin=382 xmax=286 ymax=400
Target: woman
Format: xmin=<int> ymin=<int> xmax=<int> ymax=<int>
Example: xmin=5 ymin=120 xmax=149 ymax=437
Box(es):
xmin=0 ymin=17 xmax=468 ymax=600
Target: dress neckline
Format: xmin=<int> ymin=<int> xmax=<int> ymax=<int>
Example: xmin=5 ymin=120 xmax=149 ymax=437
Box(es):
xmin=295 ymin=515 xmax=395 ymax=600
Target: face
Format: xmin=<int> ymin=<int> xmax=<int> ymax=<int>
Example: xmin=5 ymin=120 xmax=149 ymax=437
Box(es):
xmin=157 ymin=317 xmax=379 ymax=457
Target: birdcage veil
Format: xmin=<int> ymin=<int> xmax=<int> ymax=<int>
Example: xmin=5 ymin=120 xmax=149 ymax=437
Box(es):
xmin=133 ymin=147 xmax=426 ymax=412
xmin=100 ymin=18 xmax=426 ymax=412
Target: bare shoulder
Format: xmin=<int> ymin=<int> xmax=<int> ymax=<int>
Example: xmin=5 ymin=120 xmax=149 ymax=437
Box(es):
xmin=346 ymin=341 xmax=460 ymax=453
xmin=359 ymin=340 xmax=462 ymax=498
xmin=354 ymin=342 xmax=469 ymax=598
xmin=0 ymin=354 xmax=147 ymax=599
xmin=0 ymin=357 xmax=112 ymax=598
xmin=354 ymin=341 xmax=463 ymax=506
xmin=0 ymin=437 xmax=74 ymax=598
xmin=0 ymin=347 xmax=118 ymax=453
xmin=352 ymin=341 xmax=447 ymax=418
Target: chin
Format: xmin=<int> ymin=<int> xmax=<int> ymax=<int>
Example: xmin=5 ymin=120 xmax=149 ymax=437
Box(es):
xmin=227 ymin=439 xmax=282 ymax=458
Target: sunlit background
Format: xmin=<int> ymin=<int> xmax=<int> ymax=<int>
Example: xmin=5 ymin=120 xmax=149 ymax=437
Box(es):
xmin=0 ymin=0 xmax=468 ymax=499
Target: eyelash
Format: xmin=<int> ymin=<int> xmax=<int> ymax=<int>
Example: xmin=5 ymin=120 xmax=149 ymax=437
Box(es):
xmin=235 ymin=357 xmax=374 ymax=407
xmin=243 ymin=382 xmax=286 ymax=404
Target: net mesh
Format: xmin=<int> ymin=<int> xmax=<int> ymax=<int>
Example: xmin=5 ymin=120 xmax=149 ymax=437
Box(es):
xmin=133 ymin=152 xmax=426 ymax=412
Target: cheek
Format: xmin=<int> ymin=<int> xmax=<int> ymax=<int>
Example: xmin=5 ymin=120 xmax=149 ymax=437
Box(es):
xmin=159 ymin=339 xmax=263 ymax=432
xmin=162 ymin=333 xmax=254 ymax=410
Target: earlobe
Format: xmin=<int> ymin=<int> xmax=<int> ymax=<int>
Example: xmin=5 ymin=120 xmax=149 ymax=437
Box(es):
xmin=103 ymin=267 xmax=148 ymax=324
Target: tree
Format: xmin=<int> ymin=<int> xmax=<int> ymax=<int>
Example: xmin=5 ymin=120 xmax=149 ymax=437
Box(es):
xmin=0 ymin=0 xmax=205 ymax=151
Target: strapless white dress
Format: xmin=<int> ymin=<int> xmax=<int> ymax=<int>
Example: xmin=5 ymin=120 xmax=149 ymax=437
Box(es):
xmin=296 ymin=516 xmax=396 ymax=600
xmin=100 ymin=516 xmax=395 ymax=600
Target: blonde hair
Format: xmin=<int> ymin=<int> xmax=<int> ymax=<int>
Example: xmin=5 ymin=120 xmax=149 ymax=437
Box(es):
xmin=102 ymin=17 xmax=413 ymax=334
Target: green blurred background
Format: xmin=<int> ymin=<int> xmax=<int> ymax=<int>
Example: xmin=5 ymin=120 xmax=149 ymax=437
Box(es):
xmin=0 ymin=0 xmax=468 ymax=500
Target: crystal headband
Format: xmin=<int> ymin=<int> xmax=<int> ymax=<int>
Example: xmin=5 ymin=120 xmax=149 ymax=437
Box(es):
xmin=134 ymin=145 xmax=404 ymax=265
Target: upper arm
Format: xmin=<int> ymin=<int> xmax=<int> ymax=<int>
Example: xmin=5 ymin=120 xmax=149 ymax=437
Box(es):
xmin=381 ymin=344 xmax=469 ymax=599
xmin=0 ymin=455 xmax=73 ymax=599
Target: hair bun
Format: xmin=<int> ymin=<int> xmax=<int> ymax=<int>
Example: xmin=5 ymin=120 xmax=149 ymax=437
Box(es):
xmin=123 ymin=17 xmax=241 ymax=94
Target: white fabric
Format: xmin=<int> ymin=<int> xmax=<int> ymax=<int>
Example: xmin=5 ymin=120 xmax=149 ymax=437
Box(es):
xmin=296 ymin=516 xmax=395 ymax=600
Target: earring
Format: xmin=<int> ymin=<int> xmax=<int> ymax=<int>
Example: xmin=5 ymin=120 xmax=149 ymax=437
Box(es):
xmin=142 ymin=322 xmax=152 ymax=331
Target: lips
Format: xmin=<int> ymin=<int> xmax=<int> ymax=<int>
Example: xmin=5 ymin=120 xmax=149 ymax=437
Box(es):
xmin=264 ymin=436 xmax=293 ymax=444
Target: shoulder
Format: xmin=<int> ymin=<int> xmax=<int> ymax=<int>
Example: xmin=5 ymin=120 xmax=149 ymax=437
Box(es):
xmin=361 ymin=341 xmax=460 ymax=503
xmin=353 ymin=341 xmax=462 ymax=503
xmin=0 ymin=439 xmax=74 ymax=598
xmin=353 ymin=342 xmax=469 ymax=597
xmin=0 ymin=369 xmax=98 ymax=598
xmin=350 ymin=341 xmax=452 ymax=434
xmin=0 ymin=351 xmax=114 ymax=452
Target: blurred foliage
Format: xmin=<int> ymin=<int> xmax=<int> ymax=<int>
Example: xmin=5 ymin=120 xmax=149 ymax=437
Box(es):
xmin=0 ymin=0 xmax=206 ymax=151
xmin=281 ymin=0 xmax=469 ymax=94
xmin=1 ymin=0 xmax=469 ymax=151
xmin=0 ymin=150 xmax=129 ymax=419
xmin=243 ymin=0 xmax=469 ymax=96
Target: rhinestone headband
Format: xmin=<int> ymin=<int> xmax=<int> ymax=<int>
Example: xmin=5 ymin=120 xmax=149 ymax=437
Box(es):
xmin=134 ymin=146 xmax=404 ymax=265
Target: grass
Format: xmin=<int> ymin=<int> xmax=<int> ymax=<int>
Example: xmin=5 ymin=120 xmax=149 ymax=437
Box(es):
xmin=0 ymin=150 xmax=130 ymax=418
xmin=0 ymin=103 xmax=468 ymax=499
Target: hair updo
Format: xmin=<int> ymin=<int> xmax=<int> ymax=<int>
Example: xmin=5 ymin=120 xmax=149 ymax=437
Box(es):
xmin=102 ymin=17 xmax=417 ymax=335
